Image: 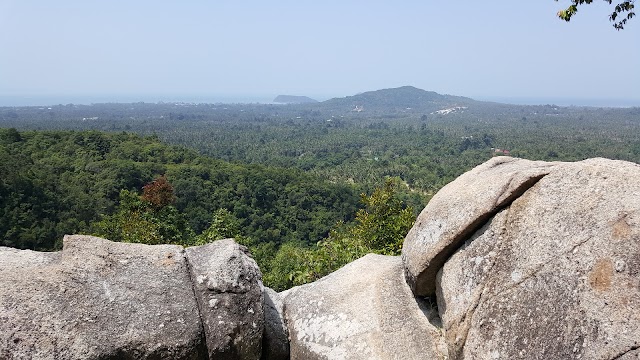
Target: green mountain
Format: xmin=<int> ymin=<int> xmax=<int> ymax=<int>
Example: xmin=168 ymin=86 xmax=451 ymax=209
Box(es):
xmin=317 ymin=86 xmax=475 ymax=113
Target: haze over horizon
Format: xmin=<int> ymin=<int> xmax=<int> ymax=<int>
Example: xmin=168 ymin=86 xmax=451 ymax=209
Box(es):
xmin=1 ymin=1 xmax=639 ymax=107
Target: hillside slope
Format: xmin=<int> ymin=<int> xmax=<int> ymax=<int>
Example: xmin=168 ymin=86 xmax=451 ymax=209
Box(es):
xmin=316 ymin=85 xmax=475 ymax=113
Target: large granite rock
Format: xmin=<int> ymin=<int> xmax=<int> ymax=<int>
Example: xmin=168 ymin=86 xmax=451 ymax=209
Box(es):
xmin=185 ymin=239 xmax=264 ymax=360
xmin=262 ymin=287 xmax=289 ymax=360
xmin=409 ymin=158 xmax=640 ymax=359
xmin=283 ymin=254 xmax=447 ymax=360
xmin=0 ymin=235 xmax=206 ymax=359
xmin=402 ymin=156 xmax=554 ymax=296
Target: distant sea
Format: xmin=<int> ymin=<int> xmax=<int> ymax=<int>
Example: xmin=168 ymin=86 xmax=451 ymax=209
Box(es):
xmin=475 ymin=96 xmax=640 ymax=108
xmin=0 ymin=94 xmax=278 ymax=107
xmin=1 ymin=94 xmax=638 ymax=108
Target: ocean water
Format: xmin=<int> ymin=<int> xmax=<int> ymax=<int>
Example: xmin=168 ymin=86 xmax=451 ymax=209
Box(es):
xmin=1 ymin=94 xmax=638 ymax=108
xmin=0 ymin=94 xmax=277 ymax=107
xmin=474 ymin=96 xmax=640 ymax=108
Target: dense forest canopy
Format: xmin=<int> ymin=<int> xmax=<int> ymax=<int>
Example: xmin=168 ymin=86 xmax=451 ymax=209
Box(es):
xmin=2 ymin=87 xmax=639 ymax=198
xmin=0 ymin=129 xmax=359 ymax=251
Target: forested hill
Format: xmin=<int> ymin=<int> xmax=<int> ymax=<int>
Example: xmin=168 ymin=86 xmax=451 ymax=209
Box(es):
xmin=313 ymin=86 xmax=475 ymax=113
xmin=0 ymin=129 xmax=359 ymax=251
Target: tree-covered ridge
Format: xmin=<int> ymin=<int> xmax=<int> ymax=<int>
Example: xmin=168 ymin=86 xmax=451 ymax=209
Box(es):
xmin=0 ymin=129 xmax=359 ymax=251
xmin=317 ymin=85 xmax=474 ymax=113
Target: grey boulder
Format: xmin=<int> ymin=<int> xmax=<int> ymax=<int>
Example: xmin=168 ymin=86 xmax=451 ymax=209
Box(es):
xmin=402 ymin=156 xmax=554 ymax=296
xmin=413 ymin=158 xmax=640 ymax=359
xmin=283 ymin=254 xmax=447 ymax=360
xmin=185 ymin=239 xmax=264 ymax=360
xmin=0 ymin=235 xmax=206 ymax=359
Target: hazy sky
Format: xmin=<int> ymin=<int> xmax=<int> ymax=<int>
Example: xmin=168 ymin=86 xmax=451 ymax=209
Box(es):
xmin=1 ymin=1 xmax=639 ymax=105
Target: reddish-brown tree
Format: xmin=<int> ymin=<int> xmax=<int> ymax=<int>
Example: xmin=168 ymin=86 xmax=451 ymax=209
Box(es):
xmin=141 ymin=175 xmax=176 ymax=210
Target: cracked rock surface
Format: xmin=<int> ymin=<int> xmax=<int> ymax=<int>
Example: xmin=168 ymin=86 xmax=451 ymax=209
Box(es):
xmin=283 ymin=254 xmax=448 ymax=360
xmin=410 ymin=157 xmax=640 ymax=359
xmin=185 ymin=239 xmax=264 ymax=360
xmin=0 ymin=235 xmax=206 ymax=359
xmin=262 ymin=287 xmax=289 ymax=360
xmin=402 ymin=156 xmax=554 ymax=296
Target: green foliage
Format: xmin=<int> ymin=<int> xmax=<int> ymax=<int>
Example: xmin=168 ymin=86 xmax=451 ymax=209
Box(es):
xmin=0 ymin=129 xmax=359 ymax=251
xmin=5 ymin=98 xmax=640 ymax=215
xmin=2 ymin=128 xmax=22 ymax=143
xmin=194 ymin=208 xmax=242 ymax=245
xmin=92 ymin=188 xmax=194 ymax=246
xmin=265 ymin=178 xmax=415 ymax=291
xmin=556 ymin=0 xmax=635 ymax=29
xmin=262 ymin=242 xmax=312 ymax=291
xmin=348 ymin=178 xmax=416 ymax=254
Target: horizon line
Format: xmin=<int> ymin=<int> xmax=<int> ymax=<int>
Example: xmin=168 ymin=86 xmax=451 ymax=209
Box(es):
xmin=0 ymin=92 xmax=639 ymax=108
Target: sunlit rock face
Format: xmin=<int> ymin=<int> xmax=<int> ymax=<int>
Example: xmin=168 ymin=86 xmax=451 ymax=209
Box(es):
xmin=402 ymin=156 xmax=554 ymax=296
xmin=185 ymin=239 xmax=264 ymax=360
xmin=404 ymin=157 xmax=640 ymax=359
xmin=0 ymin=236 xmax=265 ymax=360
xmin=282 ymin=254 xmax=448 ymax=360
xmin=0 ymin=235 xmax=207 ymax=359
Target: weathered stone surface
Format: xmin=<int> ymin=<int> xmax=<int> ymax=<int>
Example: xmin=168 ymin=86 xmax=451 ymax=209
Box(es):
xmin=185 ymin=239 xmax=264 ymax=360
xmin=0 ymin=235 xmax=206 ymax=360
xmin=402 ymin=156 xmax=554 ymax=296
xmin=283 ymin=254 xmax=447 ymax=360
xmin=262 ymin=287 xmax=289 ymax=360
xmin=435 ymin=158 xmax=640 ymax=359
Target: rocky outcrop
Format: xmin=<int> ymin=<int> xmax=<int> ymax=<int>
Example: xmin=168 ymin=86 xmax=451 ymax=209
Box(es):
xmin=262 ymin=287 xmax=289 ymax=360
xmin=282 ymin=254 xmax=448 ymax=360
xmin=0 ymin=236 xmax=264 ymax=360
xmin=0 ymin=235 xmax=206 ymax=359
xmin=186 ymin=239 xmax=264 ymax=360
xmin=403 ymin=157 xmax=640 ymax=359
xmin=402 ymin=156 xmax=553 ymax=296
